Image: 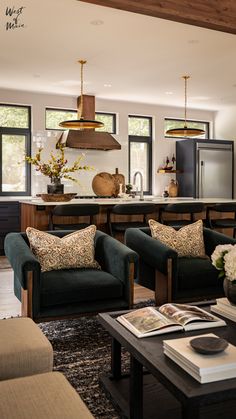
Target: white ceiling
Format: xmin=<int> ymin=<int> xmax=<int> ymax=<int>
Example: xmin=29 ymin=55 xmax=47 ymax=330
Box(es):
xmin=1 ymin=0 xmax=236 ymax=111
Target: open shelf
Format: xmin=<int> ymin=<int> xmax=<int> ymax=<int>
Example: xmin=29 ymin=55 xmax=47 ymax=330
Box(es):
xmin=157 ymin=169 xmax=182 ymax=174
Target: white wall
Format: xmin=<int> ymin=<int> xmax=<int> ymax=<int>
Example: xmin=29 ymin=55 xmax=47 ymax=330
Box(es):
xmin=215 ymin=106 xmax=236 ymax=196
xmin=0 ymin=88 xmax=214 ymax=196
xmin=215 ymin=107 xmax=236 ymax=141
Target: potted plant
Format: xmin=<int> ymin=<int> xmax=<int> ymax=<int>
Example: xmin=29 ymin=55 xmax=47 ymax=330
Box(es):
xmin=26 ymin=144 xmax=92 ymax=194
xmin=211 ymin=244 xmax=236 ymax=304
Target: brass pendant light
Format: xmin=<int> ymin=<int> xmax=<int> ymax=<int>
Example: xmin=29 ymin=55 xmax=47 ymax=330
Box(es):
xmin=166 ymin=75 xmax=205 ymax=137
xmin=59 ymin=60 xmax=104 ymax=130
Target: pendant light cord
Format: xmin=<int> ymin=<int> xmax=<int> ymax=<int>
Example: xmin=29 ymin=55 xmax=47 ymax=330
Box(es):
xmin=183 ymin=75 xmax=190 ymax=129
xmin=165 ymin=74 xmax=204 ymax=137
xmin=78 ymin=60 xmax=87 ymax=119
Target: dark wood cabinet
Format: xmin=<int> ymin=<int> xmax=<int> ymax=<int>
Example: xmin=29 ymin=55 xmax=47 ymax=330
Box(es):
xmin=0 ymin=202 xmax=20 ymax=255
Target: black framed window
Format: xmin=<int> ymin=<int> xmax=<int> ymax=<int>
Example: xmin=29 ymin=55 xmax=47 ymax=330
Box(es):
xmin=95 ymin=112 xmax=116 ymax=133
xmin=128 ymin=116 xmax=152 ymax=195
xmin=164 ymin=118 xmax=210 ymax=139
xmin=45 ymin=108 xmax=77 ymax=130
xmin=0 ymin=104 xmax=31 ymax=196
xmin=45 ymin=108 xmax=117 ymax=133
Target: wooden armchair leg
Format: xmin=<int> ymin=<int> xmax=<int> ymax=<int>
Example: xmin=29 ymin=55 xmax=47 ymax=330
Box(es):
xmin=21 ymin=271 xmax=33 ymax=319
xmin=155 ymin=259 xmax=173 ymax=306
xmin=129 ymin=262 xmax=135 ymax=308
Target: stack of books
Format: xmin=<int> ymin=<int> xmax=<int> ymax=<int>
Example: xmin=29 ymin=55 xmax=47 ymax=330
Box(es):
xmin=211 ymin=298 xmax=236 ymax=322
xmin=163 ymin=333 xmax=236 ymax=383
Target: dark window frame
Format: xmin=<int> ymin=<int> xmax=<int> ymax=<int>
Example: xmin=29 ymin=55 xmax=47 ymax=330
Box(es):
xmin=128 ymin=115 xmax=152 ymax=195
xmin=45 ymin=108 xmax=117 ymax=134
xmin=45 ymin=107 xmax=77 ymax=131
xmin=0 ymin=104 xmax=31 ymax=196
xmin=128 ymin=114 xmax=152 ymax=137
xmin=95 ymin=111 xmax=117 ymax=134
xmin=164 ymin=118 xmax=210 ymax=139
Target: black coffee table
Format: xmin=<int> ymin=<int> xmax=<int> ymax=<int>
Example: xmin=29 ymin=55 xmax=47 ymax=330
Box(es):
xmin=99 ymin=307 xmax=236 ymax=419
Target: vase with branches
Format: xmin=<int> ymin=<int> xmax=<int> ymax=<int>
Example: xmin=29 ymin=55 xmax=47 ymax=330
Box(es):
xmin=26 ymin=145 xmax=92 ymax=194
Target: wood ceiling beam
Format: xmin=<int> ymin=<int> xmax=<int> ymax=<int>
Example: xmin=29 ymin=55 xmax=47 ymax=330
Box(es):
xmin=79 ymin=0 xmax=236 ymax=35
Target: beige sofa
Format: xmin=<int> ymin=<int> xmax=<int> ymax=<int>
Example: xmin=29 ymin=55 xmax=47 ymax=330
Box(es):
xmin=0 ymin=317 xmax=94 ymax=418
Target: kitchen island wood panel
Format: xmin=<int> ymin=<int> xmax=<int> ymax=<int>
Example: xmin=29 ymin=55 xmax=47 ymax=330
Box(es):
xmin=19 ymin=199 xmax=236 ymax=239
xmin=20 ymin=202 xmax=158 ymax=234
xmin=21 ymin=203 xmax=107 ymax=232
xmin=21 ymin=203 xmax=52 ymax=231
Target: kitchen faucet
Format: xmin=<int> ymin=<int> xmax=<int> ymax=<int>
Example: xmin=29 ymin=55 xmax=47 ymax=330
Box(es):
xmin=133 ymin=171 xmax=144 ymax=201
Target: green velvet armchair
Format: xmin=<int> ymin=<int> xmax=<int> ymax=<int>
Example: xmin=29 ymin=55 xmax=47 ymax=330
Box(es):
xmin=4 ymin=230 xmax=138 ymax=322
xmin=125 ymin=227 xmax=236 ymax=305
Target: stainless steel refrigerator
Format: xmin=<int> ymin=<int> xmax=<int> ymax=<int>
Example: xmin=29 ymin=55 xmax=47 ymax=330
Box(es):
xmin=176 ymin=139 xmax=234 ymax=198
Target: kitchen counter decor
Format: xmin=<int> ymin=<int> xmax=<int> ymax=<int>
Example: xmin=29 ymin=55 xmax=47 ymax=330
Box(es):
xmin=40 ymin=193 xmax=77 ymax=202
xmin=92 ymin=168 xmax=125 ymax=197
xmin=25 ymin=144 xmax=92 ymax=194
xmin=92 ymin=172 xmax=116 ymax=197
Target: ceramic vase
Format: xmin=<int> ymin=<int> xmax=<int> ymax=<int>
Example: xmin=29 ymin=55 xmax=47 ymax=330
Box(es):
xmin=223 ymin=277 xmax=236 ymax=305
xmin=47 ymin=177 xmax=64 ymax=194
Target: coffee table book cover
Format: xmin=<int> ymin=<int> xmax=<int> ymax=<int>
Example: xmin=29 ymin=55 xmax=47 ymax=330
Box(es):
xmin=211 ymin=298 xmax=236 ymax=322
xmin=163 ymin=333 xmax=236 ymax=384
xmin=117 ymin=304 xmax=226 ymax=338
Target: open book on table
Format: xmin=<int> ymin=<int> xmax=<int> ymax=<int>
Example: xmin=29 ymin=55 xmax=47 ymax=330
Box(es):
xmin=117 ymin=303 xmax=226 ymax=338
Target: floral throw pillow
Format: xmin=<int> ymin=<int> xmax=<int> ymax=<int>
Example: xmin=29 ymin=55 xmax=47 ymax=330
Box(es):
xmin=148 ymin=219 xmax=206 ymax=257
xmin=26 ymin=225 xmax=101 ymax=272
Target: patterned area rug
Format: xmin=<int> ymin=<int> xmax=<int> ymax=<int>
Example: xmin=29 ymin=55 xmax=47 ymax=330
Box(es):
xmin=39 ymin=300 xmax=155 ymax=419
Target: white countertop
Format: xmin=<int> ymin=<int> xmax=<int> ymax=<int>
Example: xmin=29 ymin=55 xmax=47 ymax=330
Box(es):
xmin=0 ymin=196 xmax=32 ymax=202
xmin=18 ymin=197 xmax=236 ymax=206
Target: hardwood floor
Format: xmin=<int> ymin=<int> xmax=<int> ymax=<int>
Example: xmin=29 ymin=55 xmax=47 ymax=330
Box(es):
xmin=0 ymin=269 xmax=21 ymax=318
xmin=0 ymin=257 xmax=154 ymax=319
xmin=133 ymin=283 xmax=155 ymax=304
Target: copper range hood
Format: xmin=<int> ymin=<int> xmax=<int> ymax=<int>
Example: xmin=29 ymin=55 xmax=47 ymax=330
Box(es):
xmin=57 ymin=95 xmax=121 ymax=151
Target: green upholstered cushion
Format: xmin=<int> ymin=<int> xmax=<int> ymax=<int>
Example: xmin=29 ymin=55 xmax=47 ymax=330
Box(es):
xmin=38 ymin=299 xmax=129 ymax=318
xmin=40 ymin=269 xmax=123 ymax=307
xmin=112 ymin=221 xmax=148 ymax=232
xmin=177 ymin=257 xmax=222 ymax=291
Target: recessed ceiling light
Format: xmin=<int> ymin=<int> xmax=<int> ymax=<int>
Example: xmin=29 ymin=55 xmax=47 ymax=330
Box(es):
xmin=165 ymin=91 xmax=173 ymax=95
xmin=104 ymin=83 xmax=112 ymax=87
xmin=90 ymin=19 xmax=104 ymax=25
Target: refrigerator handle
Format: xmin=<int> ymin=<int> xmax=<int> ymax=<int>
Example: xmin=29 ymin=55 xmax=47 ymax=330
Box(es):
xmin=199 ymin=160 xmax=204 ymax=198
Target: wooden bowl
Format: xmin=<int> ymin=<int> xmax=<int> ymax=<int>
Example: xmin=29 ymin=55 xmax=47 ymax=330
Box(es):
xmin=190 ymin=337 xmax=229 ymax=354
xmin=40 ymin=193 xmax=77 ymax=202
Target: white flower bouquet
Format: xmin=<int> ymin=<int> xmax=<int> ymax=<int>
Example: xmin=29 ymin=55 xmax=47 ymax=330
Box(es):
xmin=211 ymin=244 xmax=236 ymax=284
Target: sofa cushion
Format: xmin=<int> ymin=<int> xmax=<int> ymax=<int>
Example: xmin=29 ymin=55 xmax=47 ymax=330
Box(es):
xmin=40 ymin=269 xmax=123 ymax=307
xmin=0 ymin=372 xmax=94 ymax=419
xmin=177 ymin=257 xmax=222 ymax=291
xmin=0 ymin=318 xmax=53 ymax=381
xmin=149 ymin=219 xmax=205 ymax=257
xmin=26 ymin=226 xmax=100 ymax=272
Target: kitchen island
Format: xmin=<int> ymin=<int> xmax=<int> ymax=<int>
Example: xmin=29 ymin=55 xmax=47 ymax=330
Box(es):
xmin=19 ymin=197 xmax=236 ymax=233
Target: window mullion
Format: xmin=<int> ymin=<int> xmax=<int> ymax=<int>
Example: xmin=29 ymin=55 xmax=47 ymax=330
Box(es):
xmin=0 ymin=105 xmax=31 ymax=196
